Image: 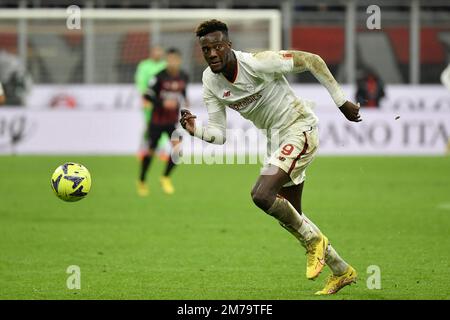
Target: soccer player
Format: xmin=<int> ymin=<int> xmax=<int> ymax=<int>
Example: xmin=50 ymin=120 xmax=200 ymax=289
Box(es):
xmin=135 ymin=45 xmax=167 ymax=111
xmin=135 ymin=46 xmax=168 ymax=160
xmin=180 ymin=20 xmax=361 ymax=295
xmin=138 ymin=48 xmax=189 ymax=196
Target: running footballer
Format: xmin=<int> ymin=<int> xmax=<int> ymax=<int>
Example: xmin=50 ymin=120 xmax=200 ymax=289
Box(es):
xmin=180 ymin=20 xmax=361 ymax=295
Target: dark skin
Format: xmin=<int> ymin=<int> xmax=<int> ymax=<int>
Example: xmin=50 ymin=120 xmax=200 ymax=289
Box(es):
xmin=339 ymin=101 xmax=362 ymax=122
xmin=199 ymin=31 xmax=237 ymax=81
xmin=181 ymin=30 xmax=362 ymax=212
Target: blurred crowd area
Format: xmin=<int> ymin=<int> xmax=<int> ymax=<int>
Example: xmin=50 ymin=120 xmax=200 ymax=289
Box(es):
xmin=0 ymin=0 xmax=449 ymax=85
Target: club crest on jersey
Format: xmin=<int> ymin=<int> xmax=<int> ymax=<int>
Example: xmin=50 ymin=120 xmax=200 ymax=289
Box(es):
xmin=223 ymin=90 xmax=231 ymax=98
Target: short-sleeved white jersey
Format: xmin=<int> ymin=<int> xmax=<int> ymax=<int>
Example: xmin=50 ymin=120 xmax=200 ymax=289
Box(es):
xmin=202 ymin=50 xmax=318 ymax=135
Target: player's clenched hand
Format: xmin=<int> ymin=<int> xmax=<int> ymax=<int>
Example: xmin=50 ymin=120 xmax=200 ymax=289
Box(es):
xmin=339 ymin=101 xmax=362 ymax=122
xmin=180 ymin=109 xmax=196 ymax=135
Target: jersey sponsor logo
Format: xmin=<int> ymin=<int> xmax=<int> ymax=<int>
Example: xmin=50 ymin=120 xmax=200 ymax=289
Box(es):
xmin=223 ymin=90 xmax=231 ymax=98
xmin=228 ymin=92 xmax=262 ymax=111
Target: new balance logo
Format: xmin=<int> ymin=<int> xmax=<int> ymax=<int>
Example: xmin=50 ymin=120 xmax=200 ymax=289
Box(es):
xmin=223 ymin=90 xmax=231 ymax=98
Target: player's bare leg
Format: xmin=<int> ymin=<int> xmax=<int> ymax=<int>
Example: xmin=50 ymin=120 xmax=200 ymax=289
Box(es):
xmin=160 ymin=140 xmax=180 ymax=195
xmin=251 ymin=166 xmax=328 ymax=280
xmin=279 ymin=183 xmax=357 ymax=294
xmin=278 ymin=183 xmax=303 ymax=216
xmin=137 ymin=148 xmax=154 ymax=196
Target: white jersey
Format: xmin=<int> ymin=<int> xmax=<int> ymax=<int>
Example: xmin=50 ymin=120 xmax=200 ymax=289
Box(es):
xmin=201 ymin=50 xmax=318 ymax=135
xmin=441 ymin=63 xmax=450 ymax=90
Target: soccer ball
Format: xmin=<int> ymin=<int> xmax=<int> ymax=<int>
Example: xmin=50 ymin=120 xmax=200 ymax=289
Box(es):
xmin=51 ymin=162 xmax=91 ymax=202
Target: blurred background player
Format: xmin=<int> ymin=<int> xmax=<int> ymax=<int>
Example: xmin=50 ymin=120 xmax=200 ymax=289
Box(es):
xmin=0 ymin=49 xmax=32 ymax=106
xmin=134 ymin=45 xmax=168 ymax=160
xmin=355 ymin=67 xmax=385 ymax=108
xmin=138 ymin=47 xmax=189 ymax=196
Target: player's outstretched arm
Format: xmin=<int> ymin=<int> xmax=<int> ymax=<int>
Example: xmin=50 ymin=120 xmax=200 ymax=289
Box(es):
xmin=180 ymin=108 xmax=227 ymax=144
xmin=289 ymin=50 xmax=361 ymax=122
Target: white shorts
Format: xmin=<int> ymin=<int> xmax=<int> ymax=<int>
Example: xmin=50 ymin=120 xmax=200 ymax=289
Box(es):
xmin=266 ymin=125 xmax=319 ymax=187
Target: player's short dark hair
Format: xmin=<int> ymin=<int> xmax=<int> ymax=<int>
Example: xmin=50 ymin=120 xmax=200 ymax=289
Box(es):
xmin=195 ymin=19 xmax=229 ymax=39
xmin=167 ymin=47 xmax=181 ymax=56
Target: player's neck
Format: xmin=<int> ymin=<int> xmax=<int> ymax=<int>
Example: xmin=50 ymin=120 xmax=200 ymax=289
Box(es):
xmin=222 ymin=52 xmax=237 ymax=83
xmin=167 ymin=68 xmax=179 ymax=77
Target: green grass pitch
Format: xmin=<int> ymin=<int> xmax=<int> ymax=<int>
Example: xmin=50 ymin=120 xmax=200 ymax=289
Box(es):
xmin=0 ymin=155 xmax=449 ymax=300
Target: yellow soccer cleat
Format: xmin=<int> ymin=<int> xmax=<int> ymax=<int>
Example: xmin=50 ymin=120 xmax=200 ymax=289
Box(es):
xmin=160 ymin=176 xmax=175 ymax=195
xmin=315 ymin=266 xmax=357 ymax=295
xmin=305 ymin=234 xmax=328 ymax=280
xmin=137 ymin=181 xmax=149 ymax=197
